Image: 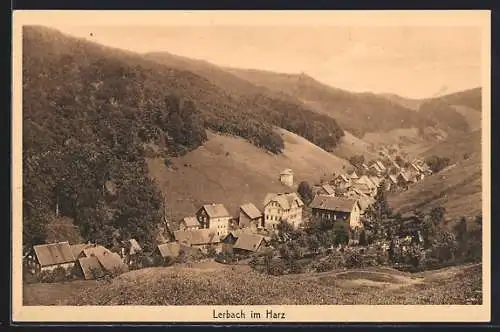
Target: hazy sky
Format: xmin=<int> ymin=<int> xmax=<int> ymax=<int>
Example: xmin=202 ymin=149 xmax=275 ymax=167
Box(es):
xmin=44 ymin=25 xmax=482 ymax=99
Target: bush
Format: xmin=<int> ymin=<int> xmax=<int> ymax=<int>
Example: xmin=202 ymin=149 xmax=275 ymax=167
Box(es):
xmin=52 ymin=266 xmax=68 ymax=282
xmin=344 ymin=250 xmax=363 ymax=269
xmin=288 ymin=259 xmax=305 ymax=274
xmin=38 ymin=270 xmax=55 ymax=283
xmin=267 ymin=260 xmax=285 ymax=276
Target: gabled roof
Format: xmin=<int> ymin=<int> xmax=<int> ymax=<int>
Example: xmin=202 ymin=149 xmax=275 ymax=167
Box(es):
xmin=233 ymin=233 xmax=266 ymax=252
xmin=264 ymin=192 xmax=304 ymax=209
xmin=157 ymin=242 xmax=181 ymax=258
xmin=388 ymin=174 xmax=398 ymax=184
xmin=369 ymin=176 xmax=382 ymax=187
xmin=309 ymin=195 xmax=359 ymax=213
xmin=349 ymin=171 xmax=359 ymax=179
xmin=182 ymin=216 xmax=200 ymax=228
xmin=200 ymin=204 xmax=231 ymax=218
xmin=356 ymin=175 xmax=377 ymax=189
xmin=174 ymin=229 xmax=221 ymax=246
xmin=240 ymin=203 xmax=262 ymax=220
xmin=376 ymin=160 xmax=386 ymax=171
xmin=321 ymin=184 xmax=336 ymax=196
xmin=71 ymin=243 xmax=93 ymax=259
xmin=351 ymin=182 xmax=372 ymax=193
xmin=128 ymin=239 xmax=142 ymax=255
xmin=83 ymin=245 xmax=113 ymax=258
xmin=398 ymin=171 xmax=411 ymax=182
xmin=33 ymin=241 xmax=75 ymax=267
xmin=96 ymin=251 xmax=128 ymax=274
xmin=78 ymin=256 xmax=105 ymax=280
xmin=335 ymin=174 xmax=350 ymax=182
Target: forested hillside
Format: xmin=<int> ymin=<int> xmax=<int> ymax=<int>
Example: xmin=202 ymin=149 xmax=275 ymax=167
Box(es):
xmin=226 ymin=68 xmax=436 ymax=137
xmin=22 ymin=26 xmax=345 ymax=249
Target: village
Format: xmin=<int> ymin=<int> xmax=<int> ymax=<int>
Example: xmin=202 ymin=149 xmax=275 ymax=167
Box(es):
xmin=24 ymin=149 xmax=435 ymax=282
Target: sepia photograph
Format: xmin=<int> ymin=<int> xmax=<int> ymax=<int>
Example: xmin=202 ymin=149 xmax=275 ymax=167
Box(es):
xmin=12 ymin=10 xmax=490 ymax=323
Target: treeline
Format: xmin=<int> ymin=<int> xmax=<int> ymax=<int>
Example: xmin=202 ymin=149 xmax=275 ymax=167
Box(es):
xmin=241 ymin=94 xmax=345 ymax=152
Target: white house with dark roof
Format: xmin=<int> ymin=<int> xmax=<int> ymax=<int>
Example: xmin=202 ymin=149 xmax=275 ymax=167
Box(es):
xmin=263 ymin=192 xmax=304 ymax=230
xmin=196 ymin=203 xmax=232 ymax=237
xmin=28 ymin=241 xmax=76 ymax=274
xmin=239 ymin=203 xmax=263 ymax=231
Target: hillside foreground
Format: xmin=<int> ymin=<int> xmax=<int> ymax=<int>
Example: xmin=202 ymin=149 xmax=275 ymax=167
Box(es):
xmin=24 ymin=260 xmax=482 ymax=306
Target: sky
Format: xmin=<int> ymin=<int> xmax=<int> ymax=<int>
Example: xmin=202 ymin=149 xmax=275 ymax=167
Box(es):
xmin=43 ymin=25 xmax=482 ymax=99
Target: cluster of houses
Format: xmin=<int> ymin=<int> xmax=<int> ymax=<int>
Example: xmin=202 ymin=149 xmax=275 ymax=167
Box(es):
xmin=331 ymin=157 xmax=432 ymax=198
xmin=25 ymin=159 xmax=432 ymax=281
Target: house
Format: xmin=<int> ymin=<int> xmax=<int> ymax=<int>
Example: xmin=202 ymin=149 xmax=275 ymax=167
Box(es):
xmin=332 ymin=174 xmax=351 ymax=190
xmin=312 ymin=184 xmax=336 ymax=197
xmin=77 ymin=256 xmax=106 ymax=280
xmin=395 ymin=171 xmax=414 ymax=189
xmin=279 ymin=168 xmax=294 ymax=187
xmin=353 ymin=175 xmax=378 ymax=197
xmin=156 ymin=242 xmax=181 ymax=259
xmin=239 ymin=203 xmax=263 ymax=231
xmin=233 ymin=233 xmax=267 ymax=255
xmin=196 ymin=203 xmax=232 ymax=237
xmin=222 ymin=231 xmax=267 ymax=255
xmin=350 ymin=182 xmax=373 ymax=197
xmin=309 ymin=195 xmax=363 ymax=244
xmin=81 ymin=244 xmax=129 ymax=275
xmin=70 ymin=243 xmax=94 ymax=260
xmin=370 ymin=160 xmax=387 ymax=175
xmin=173 ymin=229 xmax=222 ymax=253
xmin=29 ymin=241 xmax=76 ymax=274
xmin=120 ymin=238 xmax=143 ymax=265
xmin=179 ymin=216 xmax=201 ymax=231
xmin=263 ymin=192 xmax=304 ymax=230
xmin=368 ymin=176 xmax=382 ymax=189
xmin=348 ymin=171 xmax=359 ymax=180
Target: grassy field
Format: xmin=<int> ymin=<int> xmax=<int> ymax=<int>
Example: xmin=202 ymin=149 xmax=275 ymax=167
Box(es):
xmin=23 ymin=261 xmax=482 ymax=306
xmin=148 ymin=129 xmax=350 ymax=220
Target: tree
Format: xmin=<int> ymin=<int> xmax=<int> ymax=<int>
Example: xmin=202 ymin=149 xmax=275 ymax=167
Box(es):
xmin=425 ymin=155 xmax=451 ymax=173
xmin=297 ymin=181 xmax=313 ymax=205
xmin=363 ymin=181 xmax=392 ymax=240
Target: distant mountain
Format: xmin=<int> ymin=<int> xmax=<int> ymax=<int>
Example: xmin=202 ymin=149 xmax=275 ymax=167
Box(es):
xmin=225 ymin=68 xmax=436 ymax=138
xmin=379 ymin=93 xmax=423 ymax=111
xmin=417 ymin=88 xmax=482 ymax=134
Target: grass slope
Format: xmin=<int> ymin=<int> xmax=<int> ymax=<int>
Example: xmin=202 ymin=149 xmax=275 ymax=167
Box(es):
xmin=388 ymin=154 xmax=481 ymax=221
xmin=148 ymin=129 xmax=350 ymax=221
xmin=24 ymin=262 xmax=482 ymax=305
xmin=421 ymin=130 xmax=481 ymax=163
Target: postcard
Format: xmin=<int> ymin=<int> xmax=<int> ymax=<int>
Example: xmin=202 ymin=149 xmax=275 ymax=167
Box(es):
xmin=11 ymin=10 xmax=491 ymax=323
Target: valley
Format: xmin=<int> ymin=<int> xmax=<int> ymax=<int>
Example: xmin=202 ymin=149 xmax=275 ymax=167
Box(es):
xmin=20 ymin=25 xmax=485 ymax=308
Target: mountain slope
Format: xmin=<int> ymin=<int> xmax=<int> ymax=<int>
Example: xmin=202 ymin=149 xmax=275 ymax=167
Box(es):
xmin=417 ymin=88 xmax=482 ymax=134
xmin=226 ymin=68 xmax=436 ymax=138
xmin=388 ymin=127 xmax=482 ymax=222
xmin=420 ymin=130 xmax=481 ymax=163
xmin=148 ymin=129 xmax=350 ymax=221
xmin=388 ymin=153 xmax=481 ymax=222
